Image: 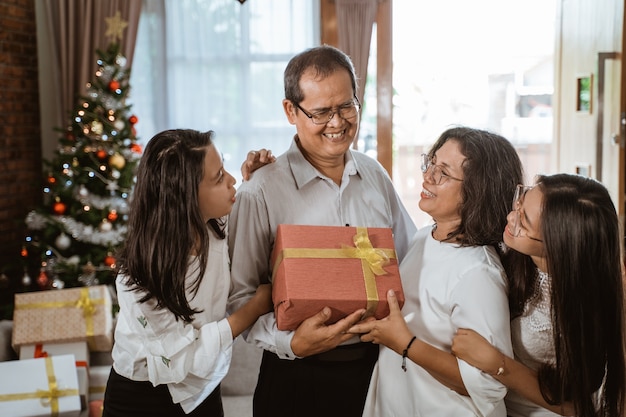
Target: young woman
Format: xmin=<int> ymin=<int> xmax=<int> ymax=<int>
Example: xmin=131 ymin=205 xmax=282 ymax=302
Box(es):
xmin=349 ymin=126 xmax=525 ymax=416
xmin=452 ymin=174 xmax=625 ymax=417
xmin=103 ymin=129 xmax=273 ymax=417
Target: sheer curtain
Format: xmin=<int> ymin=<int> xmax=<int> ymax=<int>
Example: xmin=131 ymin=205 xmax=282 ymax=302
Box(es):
xmin=130 ymin=0 xmax=319 ymax=181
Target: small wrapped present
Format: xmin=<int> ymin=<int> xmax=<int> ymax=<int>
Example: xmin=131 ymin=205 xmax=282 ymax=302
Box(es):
xmin=20 ymin=342 xmax=90 ymax=410
xmin=0 ymin=354 xmax=81 ymax=417
xmin=271 ymin=225 xmax=404 ymax=331
xmin=12 ymin=286 xmax=113 ymax=352
xmin=88 ymin=366 xmax=111 ymax=402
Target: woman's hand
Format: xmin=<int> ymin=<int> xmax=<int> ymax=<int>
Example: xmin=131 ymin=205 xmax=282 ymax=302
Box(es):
xmin=241 ymin=149 xmax=276 ymax=181
xmin=347 ymin=289 xmax=413 ymax=355
xmin=452 ymin=328 xmax=502 ymax=375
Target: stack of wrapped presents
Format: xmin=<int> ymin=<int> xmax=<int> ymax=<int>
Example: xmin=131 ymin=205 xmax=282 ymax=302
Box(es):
xmin=0 ymin=285 xmax=115 ymax=417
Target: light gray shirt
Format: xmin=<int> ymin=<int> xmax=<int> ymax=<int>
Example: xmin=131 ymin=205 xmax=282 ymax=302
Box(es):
xmin=227 ymin=138 xmax=417 ymax=359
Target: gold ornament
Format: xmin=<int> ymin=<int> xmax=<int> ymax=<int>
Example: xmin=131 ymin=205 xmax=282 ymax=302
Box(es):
xmin=109 ymin=153 xmax=126 ymax=169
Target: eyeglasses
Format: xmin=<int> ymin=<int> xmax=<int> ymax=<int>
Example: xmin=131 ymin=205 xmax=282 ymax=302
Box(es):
xmin=420 ymin=153 xmax=463 ymax=185
xmin=512 ymin=184 xmax=543 ymax=242
xmin=294 ymin=97 xmax=361 ymax=125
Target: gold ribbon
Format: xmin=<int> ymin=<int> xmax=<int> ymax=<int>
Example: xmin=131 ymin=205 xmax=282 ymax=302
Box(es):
xmin=15 ymin=287 xmax=105 ymax=347
xmin=272 ymin=227 xmax=396 ymax=316
xmin=0 ymin=357 xmax=79 ymax=416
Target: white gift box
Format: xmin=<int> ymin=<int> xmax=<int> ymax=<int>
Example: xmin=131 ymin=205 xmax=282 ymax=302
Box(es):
xmin=19 ymin=342 xmax=90 ymax=410
xmin=0 ymin=354 xmax=81 ymax=417
xmin=87 ymin=365 xmax=110 ymax=402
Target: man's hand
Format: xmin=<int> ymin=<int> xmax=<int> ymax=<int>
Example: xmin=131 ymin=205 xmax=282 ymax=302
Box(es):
xmin=241 ymin=149 xmax=276 ymax=181
xmin=290 ymin=307 xmax=366 ymax=358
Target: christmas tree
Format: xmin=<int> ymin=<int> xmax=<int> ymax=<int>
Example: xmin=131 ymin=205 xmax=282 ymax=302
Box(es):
xmin=20 ymin=12 xmax=141 ymax=291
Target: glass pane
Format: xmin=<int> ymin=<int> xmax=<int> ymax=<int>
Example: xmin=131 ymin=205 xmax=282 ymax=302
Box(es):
xmin=392 ymin=0 xmax=557 ymax=227
xmin=249 ymin=62 xmax=291 ymax=128
xmin=249 ymin=0 xmax=318 ymax=54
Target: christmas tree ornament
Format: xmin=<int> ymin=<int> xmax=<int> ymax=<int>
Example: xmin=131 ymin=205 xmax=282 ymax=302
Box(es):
xmin=91 ymin=121 xmax=104 ymax=135
xmin=107 ymin=210 xmax=118 ymax=222
xmin=114 ymin=119 xmax=125 ymax=130
xmin=53 ymin=199 xmax=67 ymax=215
xmin=21 ymin=245 xmax=28 ymax=257
xmin=21 ymin=270 xmax=31 ymax=287
xmin=129 ymin=115 xmax=138 ymax=124
xmin=109 ymin=153 xmax=126 ymax=169
xmin=37 ymin=268 xmax=49 ymax=289
xmin=96 ymin=149 xmax=108 ymax=160
xmin=47 ymin=175 xmax=56 ymax=184
xmin=104 ymin=253 xmax=116 ymax=267
xmin=100 ymin=219 xmax=113 ymax=232
xmin=55 ymin=233 xmax=71 ymax=250
xmin=108 ymin=80 xmax=120 ymax=91
xmin=78 ymin=261 xmax=99 ymax=286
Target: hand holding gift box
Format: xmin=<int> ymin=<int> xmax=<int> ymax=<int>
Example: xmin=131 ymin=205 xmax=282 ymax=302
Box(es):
xmin=271 ymin=225 xmax=405 ymax=331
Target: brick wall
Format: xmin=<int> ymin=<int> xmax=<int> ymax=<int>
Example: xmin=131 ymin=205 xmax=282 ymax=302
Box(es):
xmin=0 ymin=0 xmax=42 ymax=315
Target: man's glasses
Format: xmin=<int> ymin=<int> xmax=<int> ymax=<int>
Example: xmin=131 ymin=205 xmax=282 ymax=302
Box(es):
xmin=420 ymin=154 xmax=463 ymax=185
xmin=512 ymin=184 xmax=543 ymax=242
xmin=294 ymin=97 xmax=361 ymax=125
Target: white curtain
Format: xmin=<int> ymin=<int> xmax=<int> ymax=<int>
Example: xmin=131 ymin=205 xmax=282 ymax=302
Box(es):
xmin=129 ymin=0 xmax=319 ymax=182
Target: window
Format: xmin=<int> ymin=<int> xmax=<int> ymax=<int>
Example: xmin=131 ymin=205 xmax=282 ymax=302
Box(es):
xmin=130 ymin=0 xmax=320 ymax=181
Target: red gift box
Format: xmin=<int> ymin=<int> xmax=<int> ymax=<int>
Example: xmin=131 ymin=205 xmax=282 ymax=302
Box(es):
xmin=271 ymin=225 xmax=404 ymax=331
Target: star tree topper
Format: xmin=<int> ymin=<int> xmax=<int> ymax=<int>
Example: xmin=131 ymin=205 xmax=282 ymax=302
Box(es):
xmin=105 ymin=10 xmax=128 ymax=43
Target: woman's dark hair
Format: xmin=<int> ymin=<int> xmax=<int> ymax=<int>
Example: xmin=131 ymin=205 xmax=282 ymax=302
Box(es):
xmin=508 ymin=173 xmax=625 ymax=416
xmin=284 ymin=44 xmax=358 ymax=104
xmin=116 ymin=129 xmax=226 ymax=323
xmin=427 ymin=126 xmax=524 ymax=250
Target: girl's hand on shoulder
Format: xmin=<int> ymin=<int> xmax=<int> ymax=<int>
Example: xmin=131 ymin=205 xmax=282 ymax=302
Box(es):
xmin=241 ymin=149 xmax=276 ymax=181
xmin=452 ymin=329 xmax=500 ymax=372
xmin=347 ymin=289 xmax=412 ymax=354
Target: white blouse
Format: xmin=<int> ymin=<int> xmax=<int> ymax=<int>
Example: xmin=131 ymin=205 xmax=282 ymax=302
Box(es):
xmin=506 ymin=270 xmax=558 ymax=417
xmin=362 ymin=227 xmax=513 ymax=417
xmin=111 ymin=229 xmax=234 ymax=414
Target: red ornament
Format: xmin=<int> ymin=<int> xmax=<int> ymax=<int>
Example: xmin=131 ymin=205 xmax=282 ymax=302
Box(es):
xmin=108 ymin=80 xmax=120 ymax=91
xmin=96 ymin=149 xmax=108 ymax=160
xmin=37 ymin=269 xmax=49 ymax=289
xmin=65 ymin=131 xmax=75 ymax=141
xmin=104 ymin=254 xmax=116 ymax=267
xmin=130 ymin=143 xmax=142 ymax=154
xmin=107 ymin=210 xmax=118 ymax=222
xmin=21 ymin=246 xmax=28 ymax=257
xmin=47 ymin=175 xmax=56 ymax=184
xmin=53 ymin=201 xmax=67 ymax=215
xmin=129 ymin=115 xmax=138 ymax=125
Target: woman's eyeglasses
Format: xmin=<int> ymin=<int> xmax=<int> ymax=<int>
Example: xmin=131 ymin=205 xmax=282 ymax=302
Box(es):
xmin=420 ymin=154 xmax=463 ymax=185
xmin=512 ymin=184 xmax=543 ymax=242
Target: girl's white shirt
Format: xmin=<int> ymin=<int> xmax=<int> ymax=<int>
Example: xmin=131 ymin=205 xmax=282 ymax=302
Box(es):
xmin=111 ymin=228 xmax=234 ymax=413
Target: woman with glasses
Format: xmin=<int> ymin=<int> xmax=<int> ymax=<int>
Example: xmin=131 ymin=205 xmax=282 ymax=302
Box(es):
xmin=349 ymin=126 xmax=524 ymax=416
xmin=452 ymin=174 xmax=625 ymax=417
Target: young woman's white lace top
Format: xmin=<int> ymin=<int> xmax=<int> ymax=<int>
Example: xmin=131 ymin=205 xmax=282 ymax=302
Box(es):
xmin=506 ymin=270 xmax=559 ymax=417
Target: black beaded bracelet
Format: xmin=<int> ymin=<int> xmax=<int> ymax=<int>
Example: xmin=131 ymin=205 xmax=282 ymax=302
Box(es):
xmin=401 ymin=336 xmax=417 ymax=372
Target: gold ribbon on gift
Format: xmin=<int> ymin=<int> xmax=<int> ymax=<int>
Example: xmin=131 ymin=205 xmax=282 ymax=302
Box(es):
xmin=271 ymin=227 xmax=396 ymax=316
xmin=0 ymin=357 xmax=79 ymax=416
xmin=14 ymin=287 xmax=105 ymax=347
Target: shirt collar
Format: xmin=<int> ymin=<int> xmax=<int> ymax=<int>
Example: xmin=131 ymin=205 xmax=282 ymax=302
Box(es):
xmin=286 ymin=136 xmax=361 ymax=188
